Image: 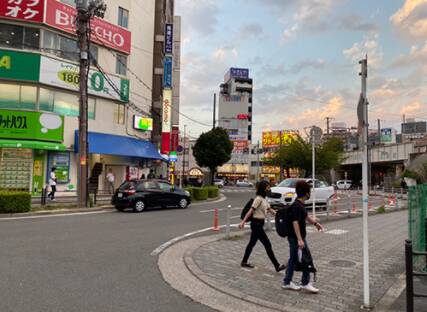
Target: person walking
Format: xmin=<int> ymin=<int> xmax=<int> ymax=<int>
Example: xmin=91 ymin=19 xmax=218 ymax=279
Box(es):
xmin=282 ymin=181 xmax=323 ymax=293
xmin=239 ymin=180 xmax=286 ymax=272
xmin=48 ymin=167 xmax=57 ymax=200
xmin=147 ymin=169 xmax=155 ymax=179
xmin=106 ymin=168 xmax=115 ymax=194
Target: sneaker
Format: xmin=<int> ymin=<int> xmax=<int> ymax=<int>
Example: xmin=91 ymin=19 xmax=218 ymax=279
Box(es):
xmin=241 ymin=262 xmax=255 ymax=269
xmin=301 ymin=283 xmax=319 ymax=294
xmin=275 ymin=264 xmax=287 ymax=272
xmin=281 ymin=282 xmax=301 ymax=291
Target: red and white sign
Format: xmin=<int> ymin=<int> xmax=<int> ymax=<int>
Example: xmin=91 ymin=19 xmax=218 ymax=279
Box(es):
xmin=171 ymin=126 xmax=179 ymax=152
xmin=233 ymin=140 xmax=249 ymax=151
xmin=161 ymin=90 xmax=173 ymax=154
xmin=237 ymin=114 xmax=249 ymax=120
xmin=0 ymin=0 xmax=44 ymax=23
xmin=44 ymin=0 xmax=131 ymax=54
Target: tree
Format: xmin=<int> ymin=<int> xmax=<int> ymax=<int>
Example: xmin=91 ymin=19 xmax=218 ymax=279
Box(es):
xmin=193 ymin=127 xmax=234 ymax=185
xmin=263 ymin=135 xmax=344 ymax=179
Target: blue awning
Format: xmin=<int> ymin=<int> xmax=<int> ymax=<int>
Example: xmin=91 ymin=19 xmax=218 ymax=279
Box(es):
xmin=74 ymin=131 xmax=164 ymax=160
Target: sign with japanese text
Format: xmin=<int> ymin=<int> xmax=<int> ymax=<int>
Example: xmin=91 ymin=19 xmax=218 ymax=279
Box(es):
xmin=133 ymin=115 xmax=153 ymax=131
xmin=44 ymin=0 xmax=131 ymax=54
xmin=224 ymin=68 xmax=249 ymax=82
xmin=0 ymin=49 xmax=40 ymax=81
xmin=163 ymin=56 xmax=172 ymax=88
xmin=0 ymin=109 xmax=64 ymax=142
xmin=171 ymin=125 xmax=179 ymax=151
xmin=0 ymin=0 xmax=44 ymax=23
xmin=233 ymin=140 xmax=249 ymax=151
xmin=262 ymin=131 xmax=298 ymax=148
xmin=164 ymin=23 xmax=173 ymax=54
xmin=161 ymin=89 xmax=172 ymax=154
xmin=39 ymin=56 xmax=130 ymax=102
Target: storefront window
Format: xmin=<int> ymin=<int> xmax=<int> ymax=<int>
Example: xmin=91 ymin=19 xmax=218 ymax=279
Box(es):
xmin=23 ymin=27 xmax=40 ymax=50
xmin=0 ymin=23 xmax=39 ymax=50
xmin=20 ymin=86 xmax=37 ymax=110
xmin=48 ymin=152 xmax=70 ymax=184
xmin=53 ymin=92 xmax=79 ymax=117
xmin=39 ymin=88 xmax=54 ymax=112
xmin=88 ymin=98 xmax=96 ymax=119
xmin=0 ymin=83 xmax=20 ymax=108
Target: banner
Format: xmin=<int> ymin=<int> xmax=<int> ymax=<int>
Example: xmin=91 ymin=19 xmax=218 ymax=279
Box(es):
xmin=262 ymin=131 xmax=297 ymax=148
xmin=44 ymin=0 xmax=131 ymax=54
xmin=0 ymin=49 xmax=40 ymax=82
xmin=39 ymin=56 xmax=129 ymax=102
xmin=161 ymin=89 xmax=173 ymax=154
xmin=0 ymin=0 xmax=44 ymax=23
xmin=0 ymin=109 xmax=64 ymax=142
xmin=163 ymin=56 xmax=172 ymax=88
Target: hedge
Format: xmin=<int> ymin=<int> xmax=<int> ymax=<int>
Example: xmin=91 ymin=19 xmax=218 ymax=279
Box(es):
xmin=193 ymin=187 xmax=209 ymax=200
xmin=184 ymin=187 xmax=195 ymax=200
xmin=0 ymin=191 xmax=31 ymax=213
xmin=206 ymin=186 xmax=219 ymax=198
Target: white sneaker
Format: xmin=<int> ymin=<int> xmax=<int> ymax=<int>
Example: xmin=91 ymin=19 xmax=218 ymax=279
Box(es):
xmin=281 ymin=282 xmax=301 ymax=291
xmin=301 ymin=283 xmax=319 ymax=293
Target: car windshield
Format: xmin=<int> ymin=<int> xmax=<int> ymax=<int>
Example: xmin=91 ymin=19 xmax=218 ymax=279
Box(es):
xmin=118 ymin=181 xmax=136 ymax=190
xmin=277 ymin=179 xmax=303 ymax=188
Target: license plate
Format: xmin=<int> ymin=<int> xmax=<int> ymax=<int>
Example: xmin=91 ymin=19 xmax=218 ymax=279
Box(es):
xmin=118 ymin=193 xmax=123 ymax=198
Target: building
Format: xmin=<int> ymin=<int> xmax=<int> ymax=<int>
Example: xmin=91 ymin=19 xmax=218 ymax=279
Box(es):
xmin=0 ymin=0 xmax=167 ymax=194
xmin=217 ymin=68 xmax=253 ymax=182
xmin=402 ymin=119 xmax=427 ymax=142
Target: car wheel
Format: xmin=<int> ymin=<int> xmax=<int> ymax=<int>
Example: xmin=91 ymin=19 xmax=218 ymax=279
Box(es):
xmin=178 ymin=198 xmax=188 ymax=209
xmin=134 ymin=200 xmax=145 ymax=212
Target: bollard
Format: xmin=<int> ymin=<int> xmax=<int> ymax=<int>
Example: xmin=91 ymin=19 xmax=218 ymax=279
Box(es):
xmin=326 ymin=198 xmax=330 ymax=220
xmin=225 ymin=205 xmax=231 ymax=238
xmin=347 ymin=192 xmax=351 ymax=217
xmin=406 ymin=240 xmax=414 ymax=312
xmin=212 ymin=208 xmax=220 ymax=232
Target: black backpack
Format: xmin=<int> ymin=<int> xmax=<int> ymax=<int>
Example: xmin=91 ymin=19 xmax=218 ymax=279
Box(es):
xmin=240 ymin=198 xmax=254 ymax=221
xmin=275 ymin=204 xmax=291 ymax=237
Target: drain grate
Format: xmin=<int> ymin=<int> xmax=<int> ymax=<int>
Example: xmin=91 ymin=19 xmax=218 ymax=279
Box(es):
xmin=329 ymin=260 xmax=356 ymax=267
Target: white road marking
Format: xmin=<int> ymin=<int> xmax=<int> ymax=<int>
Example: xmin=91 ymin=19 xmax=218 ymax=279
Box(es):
xmin=325 ymin=229 xmax=348 ymax=235
xmin=199 ymin=207 xmax=241 ymax=213
xmin=190 ymin=194 xmax=227 ymax=206
xmin=0 ymin=210 xmax=113 ymax=221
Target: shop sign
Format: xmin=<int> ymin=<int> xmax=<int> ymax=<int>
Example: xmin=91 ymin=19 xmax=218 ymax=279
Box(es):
xmin=44 ymin=0 xmax=131 ymax=54
xmin=48 ymin=152 xmax=70 ymax=184
xmin=233 ymin=140 xmax=249 ymax=151
xmin=0 ymin=109 xmax=64 ymax=142
xmin=163 ymin=56 xmax=172 ymax=88
xmin=169 ymin=151 xmax=178 ymax=162
xmin=0 ymin=49 xmax=40 ymax=82
xmin=188 ymin=167 xmax=203 ymax=177
xmin=133 ymin=115 xmax=153 ymax=131
xmin=0 ymin=0 xmax=44 ymax=23
xmin=39 ymin=56 xmax=130 ymax=102
xmin=171 ymin=125 xmax=179 ymax=151
xmin=262 ymin=130 xmax=297 ymax=148
xmin=380 ymin=128 xmax=396 ymax=144
xmin=164 ymin=23 xmax=173 ymax=54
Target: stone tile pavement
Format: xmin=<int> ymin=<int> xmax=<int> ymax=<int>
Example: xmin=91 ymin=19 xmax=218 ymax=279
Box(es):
xmin=191 ymin=210 xmax=409 ymax=312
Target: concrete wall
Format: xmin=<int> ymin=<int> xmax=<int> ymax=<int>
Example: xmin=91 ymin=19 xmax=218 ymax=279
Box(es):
xmin=342 ymin=142 xmax=415 ymax=165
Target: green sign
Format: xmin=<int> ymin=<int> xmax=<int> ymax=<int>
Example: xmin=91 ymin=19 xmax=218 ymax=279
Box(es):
xmin=133 ymin=115 xmax=153 ymax=131
xmin=0 ymin=110 xmax=64 ymax=142
xmin=0 ymin=49 xmax=40 ymax=82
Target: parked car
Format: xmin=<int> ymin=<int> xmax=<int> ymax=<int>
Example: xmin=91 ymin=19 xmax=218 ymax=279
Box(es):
xmin=336 ymin=180 xmax=352 ymax=190
xmin=267 ymin=178 xmax=335 ymax=208
xmin=214 ymin=179 xmax=225 ymax=188
xmin=111 ymin=179 xmax=191 ymax=212
xmin=236 ymin=180 xmax=254 ymax=187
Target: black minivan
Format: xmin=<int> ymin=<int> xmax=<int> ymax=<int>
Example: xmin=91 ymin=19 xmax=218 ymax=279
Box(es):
xmin=111 ymin=180 xmax=191 ymax=212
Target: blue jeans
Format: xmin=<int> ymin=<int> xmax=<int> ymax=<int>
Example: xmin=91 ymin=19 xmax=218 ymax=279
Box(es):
xmin=283 ymin=237 xmax=310 ymax=286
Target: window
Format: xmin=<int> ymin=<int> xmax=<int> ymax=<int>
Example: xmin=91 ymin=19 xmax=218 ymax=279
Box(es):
xmin=158 ymin=182 xmax=172 ymax=192
xmin=20 ymin=86 xmax=37 ymax=110
xmin=140 ymin=181 xmax=158 ymax=190
xmin=60 ymin=35 xmax=78 ymax=62
xmin=114 ymin=104 xmax=125 ymax=124
xmin=0 ymin=23 xmax=39 ymax=50
xmin=116 ymin=54 xmax=127 ymax=76
xmin=39 ymin=88 xmax=55 ymax=112
xmin=118 ymin=7 xmax=129 ymax=28
xmin=23 ymin=27 xmax=40 ymax=50
xmin=0 ymin=83 xmax=36 ymax=110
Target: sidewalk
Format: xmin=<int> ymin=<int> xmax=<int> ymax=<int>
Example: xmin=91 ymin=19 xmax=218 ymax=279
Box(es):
xmin=159 ymin=210 xmax=423 ymax=312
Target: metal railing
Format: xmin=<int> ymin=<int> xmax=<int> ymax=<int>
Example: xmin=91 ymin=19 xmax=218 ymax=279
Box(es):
xmin=405 ymin=240 xmax=427 ymax=312
xmin=37 ymin=187 xmax=114 ymax=207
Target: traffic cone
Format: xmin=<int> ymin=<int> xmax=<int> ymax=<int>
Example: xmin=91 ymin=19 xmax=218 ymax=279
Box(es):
xmin=212 ymin=208 xmax=220 ymax=231
xmin=368 ymin=201 xmax=372 ymax=210
xmin=331 ymin=196 xmax=338 ymax=215
xmin=351 ymin=200 xmax=357 ymax=214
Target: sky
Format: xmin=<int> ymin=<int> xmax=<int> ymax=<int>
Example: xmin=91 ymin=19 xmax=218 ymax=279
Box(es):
xmin=175 ymin=0 xmax=427 ymax=141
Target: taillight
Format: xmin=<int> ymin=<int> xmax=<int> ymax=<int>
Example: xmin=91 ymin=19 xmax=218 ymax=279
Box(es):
xmin=124 ymin=189 xmax=136 ymax=195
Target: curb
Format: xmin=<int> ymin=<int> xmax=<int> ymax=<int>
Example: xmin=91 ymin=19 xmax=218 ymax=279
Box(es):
xmin=0 ymin=206 xmax=114 ymax=219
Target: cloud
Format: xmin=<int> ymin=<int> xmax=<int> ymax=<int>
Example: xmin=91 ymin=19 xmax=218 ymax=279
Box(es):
xmin=390 ymin=0 xmax=427 ymax=39
xmin=176 ymin=0 xmax=221 ymax=37
xmin=290 ymin=59 xmax=326 ymax=74
xmin=343 ymin=34 xmax=384 ymax=69
xmin=237 ymin=23 xmax=264 ymax=41
xmin=392 ymin=41 xmax=427 ymax=67
xmin=400 ymin=101 xmax=424 ymax=115
xmin=340 ymin=14 xmax=378 ymax=32
xmin=212 ymin=46 xmax=238 ymax=60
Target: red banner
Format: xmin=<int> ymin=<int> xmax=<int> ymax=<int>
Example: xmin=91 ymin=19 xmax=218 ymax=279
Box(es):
xmin=171 ymin=126 xmax=179 ymax=152
xmin=44 ymin=0 xmax=131 ymax=54
xmin=0 ymin=0 xmax=44 ymax=23
xmin=161 ymin=132 xmax=171 ymax=155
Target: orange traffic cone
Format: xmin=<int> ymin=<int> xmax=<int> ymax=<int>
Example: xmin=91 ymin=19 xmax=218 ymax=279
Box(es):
xmin=351 ymin=200 xmax=357 ymax=214
xmin=212 ymin=208 xmax=220 ymax=231
xmin=368 ymin=201 xmax=372 ymax=210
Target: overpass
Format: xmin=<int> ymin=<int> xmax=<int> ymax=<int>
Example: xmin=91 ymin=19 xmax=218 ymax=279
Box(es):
xmin=342 ymin=142 xmax=414 ymax=165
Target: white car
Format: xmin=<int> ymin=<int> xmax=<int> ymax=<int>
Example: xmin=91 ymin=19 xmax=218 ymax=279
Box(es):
xmin=336 ymin=180 xmax=352 ymax=190
xmin=267 ymin=178 xmax=335 ymax=207
xmin=214 ymin=179 xmax=224 ymax=188
xmin=236 ymin=180 xmax=254 ymax=187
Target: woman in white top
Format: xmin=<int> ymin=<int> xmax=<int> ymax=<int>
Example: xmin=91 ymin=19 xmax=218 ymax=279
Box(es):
xmin=239 ymin=180 xmax=286 ymax=272
xmin=48 ymin=167 xmax=57 ymax=200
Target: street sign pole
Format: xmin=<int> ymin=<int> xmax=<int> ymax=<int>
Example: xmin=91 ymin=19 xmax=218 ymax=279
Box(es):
xmin=311 ymin=127 xmax=316 ymax=220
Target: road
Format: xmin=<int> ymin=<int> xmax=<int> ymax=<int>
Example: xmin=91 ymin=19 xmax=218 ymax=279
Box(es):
xmin=0 ymin=187 xmax=405 ymax=312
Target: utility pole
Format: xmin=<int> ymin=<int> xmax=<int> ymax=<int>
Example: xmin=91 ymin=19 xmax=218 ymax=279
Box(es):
xmin=311 ymin=126 xmax=316 ymax=220
xmin=359 ymin=55 xmax=370 ymax=309
xmin=377 ymin=119 xmax=381 ymax=145
xmin=256 ymin=140 xmax=260 ymax=183
xmin=180 ymin=125 xmax=187 ymax=188
xmin=213 ymin=93 xmax=216 ymax=129
xmin=76 ymin=0 xmax=106 ymax=208
xmin=325 ymin=117 xmax=334 ymax=135
xmin=279 ymin=130 xmax=283 ymax=182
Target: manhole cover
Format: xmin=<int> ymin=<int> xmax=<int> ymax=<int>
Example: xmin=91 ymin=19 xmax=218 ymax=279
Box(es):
xmin=329 ymin=260 xmax=356 ymax=267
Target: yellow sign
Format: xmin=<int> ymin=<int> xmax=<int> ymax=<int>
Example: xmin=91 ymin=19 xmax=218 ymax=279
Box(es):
xmin=0 ymin=56 xmax=11 ymax=69
xmin=33 ymin=160 xmax=42 ymax=176
xmin=262 ymin=131 xmax=297 ymax=148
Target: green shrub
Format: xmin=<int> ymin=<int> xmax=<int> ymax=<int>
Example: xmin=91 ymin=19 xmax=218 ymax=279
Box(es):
xmin=376 ymin=205 xmax=386 ymax=214
xmin=0 ymin=192 xmax=31 ymax=213
xmin=184 ymin=187 xmax=194 ymax=200
xmin=193 ymin=187 xmax=208 ymax=200
xmin=206 ymin=186 xmax=219 ymax=198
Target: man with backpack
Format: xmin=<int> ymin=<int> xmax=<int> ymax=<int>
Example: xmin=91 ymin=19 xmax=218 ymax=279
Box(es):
xmin=282 ymin=180 xmax=323 ymax=293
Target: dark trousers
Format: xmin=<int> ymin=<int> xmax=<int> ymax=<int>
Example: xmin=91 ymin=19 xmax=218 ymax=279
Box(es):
xmin=284 ymin=237 xmax=310 ymax=286
xmin=48 ymin=185 xmax=56 ymax=200
xmin=242 ymin=219 xmax=280 ymax=269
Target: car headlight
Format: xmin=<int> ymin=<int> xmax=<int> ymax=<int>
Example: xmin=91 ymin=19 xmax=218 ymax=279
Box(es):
xmin=284 ymin=192 xmax=295 ymax=198
xmin=185 ymin=191 xmax=190 ymax=196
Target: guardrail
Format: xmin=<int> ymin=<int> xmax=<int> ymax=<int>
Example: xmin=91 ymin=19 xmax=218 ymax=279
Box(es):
xmin=405 ymin=239 xmax=427 ymax=312
xmin=36 ymin=187 xmax=113 ymax=207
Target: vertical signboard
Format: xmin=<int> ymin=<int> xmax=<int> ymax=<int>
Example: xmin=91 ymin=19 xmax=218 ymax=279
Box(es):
xmin=171 ymin=125 xmax=179 ymax=151
xmin=163 ymin=56 xmax=172 ymax=88
xmin=161 ymin=90 xmax=172 ymax=154
xmin=164 ymin=23 xmax=174 ymax=54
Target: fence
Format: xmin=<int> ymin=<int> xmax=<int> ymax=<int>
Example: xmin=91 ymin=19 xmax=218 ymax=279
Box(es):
xmin=35 ymin=187 xmax=113 ymax=207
